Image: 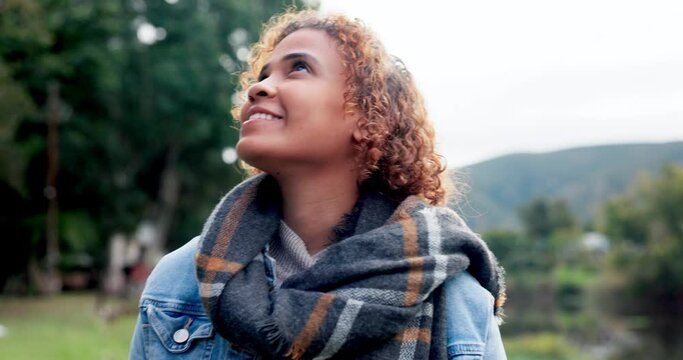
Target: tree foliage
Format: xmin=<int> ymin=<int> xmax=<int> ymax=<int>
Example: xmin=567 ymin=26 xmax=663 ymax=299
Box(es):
xmin=598 ymin=165 xmax=683 ymax=357
xmin=0 ymin=0 xmax=305 ymax=291
xmin=518 ymin=197 xmax=576 ymax=240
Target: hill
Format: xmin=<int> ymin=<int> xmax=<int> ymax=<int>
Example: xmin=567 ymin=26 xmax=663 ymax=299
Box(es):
xmin=453 ymin=141 xmax=683 ymax=231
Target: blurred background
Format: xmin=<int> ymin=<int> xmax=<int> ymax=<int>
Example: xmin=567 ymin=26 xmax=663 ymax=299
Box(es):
xmin=0 ymin=0 xmax=681 ymax=359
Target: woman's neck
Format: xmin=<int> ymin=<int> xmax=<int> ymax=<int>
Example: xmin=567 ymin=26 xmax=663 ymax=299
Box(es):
xmin=276 ymin=168 xmax=359 ymax=255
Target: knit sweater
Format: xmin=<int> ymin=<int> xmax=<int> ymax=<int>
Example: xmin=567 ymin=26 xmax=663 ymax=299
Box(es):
xmin=269 ymin=221 xmax=326 ymax=288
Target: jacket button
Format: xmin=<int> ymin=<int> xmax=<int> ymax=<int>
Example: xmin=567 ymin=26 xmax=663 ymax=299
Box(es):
xmin=173 ymin=328 xmax=190 ymax=344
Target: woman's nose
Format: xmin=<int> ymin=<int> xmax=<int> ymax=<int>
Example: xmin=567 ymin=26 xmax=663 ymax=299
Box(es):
xmin=247 ymin=78 xmax=277 ymax=102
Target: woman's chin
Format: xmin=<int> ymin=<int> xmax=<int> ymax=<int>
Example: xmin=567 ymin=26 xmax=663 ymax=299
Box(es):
xmin=236 ymin=138 xmax=263 ymax=158
xmin=236 ymin=141 xmax=277 ymax=171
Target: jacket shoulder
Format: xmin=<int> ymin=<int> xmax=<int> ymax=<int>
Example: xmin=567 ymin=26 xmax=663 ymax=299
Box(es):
xmin=141 ymin=236 xmax=202 ymax=304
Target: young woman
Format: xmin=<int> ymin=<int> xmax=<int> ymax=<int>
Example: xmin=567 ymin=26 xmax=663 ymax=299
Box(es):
xmin=130 ymin=9 xmax=506 ymax=360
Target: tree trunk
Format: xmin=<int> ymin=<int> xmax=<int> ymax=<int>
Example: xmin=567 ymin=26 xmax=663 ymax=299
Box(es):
xmin=150 ymin=146 xmax=180 ymax=260
xmin=42 ymin=81 xmax=61 ymax=294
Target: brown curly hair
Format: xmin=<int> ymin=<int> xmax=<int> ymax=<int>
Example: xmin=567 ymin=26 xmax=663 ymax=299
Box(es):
xmin=232 ymin=9 xmax=449 ymax=205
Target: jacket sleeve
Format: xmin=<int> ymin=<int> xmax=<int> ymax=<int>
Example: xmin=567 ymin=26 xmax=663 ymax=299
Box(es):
xmin=129 ymin=314 xmax=146 ymax=359
xmin=483 ymin=307 xmax=506 ymax=359
xmin=445 ymin=272 xmax=507 ymax=359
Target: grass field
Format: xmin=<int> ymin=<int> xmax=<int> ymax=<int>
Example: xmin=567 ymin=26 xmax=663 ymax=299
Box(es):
xmin=0 ymin=293 xmax=591 ymax=359
xmin=0 ymin=293 xmax=138 ymax=360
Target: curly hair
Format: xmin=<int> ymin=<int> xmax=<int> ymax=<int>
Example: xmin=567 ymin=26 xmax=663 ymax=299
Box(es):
xmin=232 ymin=9 xmax=449 ymax=205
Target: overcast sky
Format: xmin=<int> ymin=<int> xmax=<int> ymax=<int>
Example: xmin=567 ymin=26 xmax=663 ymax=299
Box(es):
xmin=320 ymin=0 xmax=683 ymax=167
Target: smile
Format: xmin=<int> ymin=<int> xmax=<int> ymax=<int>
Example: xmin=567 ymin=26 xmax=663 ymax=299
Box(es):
xmin=247 ymin=112 xmax=282 ymax=121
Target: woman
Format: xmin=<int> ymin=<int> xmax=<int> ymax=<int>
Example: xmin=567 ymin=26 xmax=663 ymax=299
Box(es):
xmin=130 ymin=9 xmax=506 ymax=359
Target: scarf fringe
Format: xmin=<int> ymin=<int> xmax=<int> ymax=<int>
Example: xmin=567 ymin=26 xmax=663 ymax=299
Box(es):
xmin=287 ymin=345 xmax=306 ymax=360
xmin=257 ymin=318 xmax=291 ymax=358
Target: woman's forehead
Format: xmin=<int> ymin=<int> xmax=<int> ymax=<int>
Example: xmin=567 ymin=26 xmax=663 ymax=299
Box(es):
xmin=268 ymin=29 xmax=342 ymax=66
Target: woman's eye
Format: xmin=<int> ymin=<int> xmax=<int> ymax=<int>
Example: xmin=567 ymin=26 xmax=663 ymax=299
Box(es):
xmin=292 ymin=61 xmax=309 ymax=73
xmin=258 ymin=73 xmax=269 ymax=81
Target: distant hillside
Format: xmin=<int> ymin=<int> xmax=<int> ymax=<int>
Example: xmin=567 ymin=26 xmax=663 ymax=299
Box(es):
xmin=453 ymin=141 xmax=683 ymax=231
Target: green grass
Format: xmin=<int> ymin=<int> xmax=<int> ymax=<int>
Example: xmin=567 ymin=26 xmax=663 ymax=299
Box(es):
xmin=504 ymin=333 xmax=595 ymax=360
xmin=0 ymin=293 xmax=596 ymax=359
xmin=0 ymin=293 xmax=138 ymax=360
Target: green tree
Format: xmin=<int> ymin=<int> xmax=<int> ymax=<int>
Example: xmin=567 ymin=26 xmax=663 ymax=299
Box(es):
xmin=515 ymin=197 xmax=579 ymax=272
xmin=518 ymin=197 xmax=576 ymax=240
xmin=1 ymin=0 xmax=306 ymax=293
xmin=0 ymin=0 xmax=54 ymax=291
xmin=598 ymin=165 xmax=683 ymax=358
xmin=485 ymin=198 xmax=586 ymax=335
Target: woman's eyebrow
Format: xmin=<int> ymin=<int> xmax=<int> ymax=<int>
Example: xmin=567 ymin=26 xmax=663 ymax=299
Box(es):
xmin=281 ymin=52 xmax=319 ymax=67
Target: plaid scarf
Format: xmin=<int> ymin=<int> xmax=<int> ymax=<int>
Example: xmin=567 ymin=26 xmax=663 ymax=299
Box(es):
xmin=196 ymin=174 xmax=505 ymax=359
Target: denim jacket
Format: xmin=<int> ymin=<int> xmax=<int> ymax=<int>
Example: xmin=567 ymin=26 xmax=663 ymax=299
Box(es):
xmin=129 ymin=237 xmax=506 ymax=359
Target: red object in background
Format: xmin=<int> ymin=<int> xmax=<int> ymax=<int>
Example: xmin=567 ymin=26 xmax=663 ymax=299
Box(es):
xmin=129 ymin=262 xmax=151 ymax=285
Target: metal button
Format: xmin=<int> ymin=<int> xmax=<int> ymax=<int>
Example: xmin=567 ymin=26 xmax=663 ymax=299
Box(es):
xmin=173 ymin=328 xmax=190 ymax=344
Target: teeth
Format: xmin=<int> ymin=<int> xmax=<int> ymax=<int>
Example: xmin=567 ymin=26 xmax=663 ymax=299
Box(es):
xmin=248 ymin=112 xmax=279 ymax=121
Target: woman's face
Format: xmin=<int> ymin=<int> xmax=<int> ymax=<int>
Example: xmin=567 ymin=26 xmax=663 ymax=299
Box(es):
xmin=236 ymin=29 xmax=358 ymax=174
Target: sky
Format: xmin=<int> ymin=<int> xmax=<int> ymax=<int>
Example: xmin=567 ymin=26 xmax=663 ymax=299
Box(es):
xmin=320 ymin=0 xmax=683 ymax=167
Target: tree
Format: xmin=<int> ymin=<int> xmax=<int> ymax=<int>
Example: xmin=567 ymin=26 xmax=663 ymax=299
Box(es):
xmin=518 ymin=197 xmax=576 ymax=240
xmin=1 ymin=0 xmax=307 ymax=293
xmin=598 ymin=165 xmax=683 ymax=358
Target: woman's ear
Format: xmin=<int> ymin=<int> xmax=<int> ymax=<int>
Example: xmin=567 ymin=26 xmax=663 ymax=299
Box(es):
xmin=348 ymin=110 xmax=364 ymax=143
xmin=352 ymin=126 xmax=364 ymax=143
